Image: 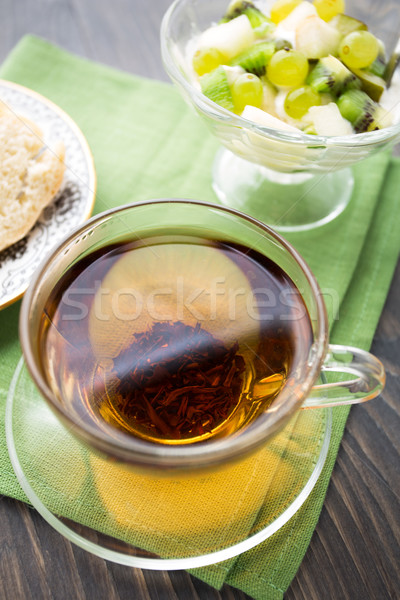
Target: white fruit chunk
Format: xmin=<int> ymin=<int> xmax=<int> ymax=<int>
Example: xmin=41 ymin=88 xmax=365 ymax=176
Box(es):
xmin=276 ymin=1 xmax=317 ymax=33
xmin=197 ymin=15 xmax=255 ymax=60
xmin=375 ymin=106 xmax=394 ymax=129
xmin=235 ymin=106 xmax=305 ymax=172
xmin=296 ymin=15 xmax=341 ymax=59
xmin=380 ymin=71 xmax=400 ymax=125
xmin=307 ymin=103 xmax=353 ymax=135
xmin=242 ymin=105 xmax=301 ymax=131
xmin=223 ymin=65 xmax=246 ymax=86
xmin=261 ymin=79 xmax=278 ymax=117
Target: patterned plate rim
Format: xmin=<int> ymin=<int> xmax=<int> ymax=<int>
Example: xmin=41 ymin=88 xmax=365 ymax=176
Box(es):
xmin=0 ymin=79 xmax=97 ymax=310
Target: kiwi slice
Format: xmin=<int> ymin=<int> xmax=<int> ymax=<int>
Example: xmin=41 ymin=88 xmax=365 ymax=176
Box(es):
xmin=366 ymin=52 xmax=387 ymax=79
xmin=230 ymin=42 xmax=275 ymax=76
xmin=221 ymin=0 xmax=274 ymax=30
xmin=200 ymin=66 xmax=235 ymax=112
xmin=349 ymin=68 xmax=386 ymax=102
xmin=274 ymin=39 xmax=293 ymax=51
xmin=307 ymin=56 xmax=360 ymax=96
xmin=337 ymin=89 xmax=389 ymax=132
xmin=329 ymin=14 xmax=367 ymax=37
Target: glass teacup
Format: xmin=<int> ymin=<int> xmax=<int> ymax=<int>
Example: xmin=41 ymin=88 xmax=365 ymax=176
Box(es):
xmin=19 ymin=199 xmax=385 ymax=473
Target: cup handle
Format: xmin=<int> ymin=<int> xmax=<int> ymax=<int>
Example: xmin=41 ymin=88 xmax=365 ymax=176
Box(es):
xmin=301 ymin=344 xmax=386 ymax=409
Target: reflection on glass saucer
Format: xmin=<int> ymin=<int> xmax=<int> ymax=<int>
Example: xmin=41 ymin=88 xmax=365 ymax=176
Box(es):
xmin=6 ymin=359 xmax=331 ymax=569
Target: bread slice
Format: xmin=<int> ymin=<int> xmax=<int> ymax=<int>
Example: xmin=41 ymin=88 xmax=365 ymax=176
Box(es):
xmin=0 ymin=103 xmax=65 ymax=252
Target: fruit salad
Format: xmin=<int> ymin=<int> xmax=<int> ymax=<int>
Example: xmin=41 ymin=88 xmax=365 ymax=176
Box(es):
xmin=190 ymin=0 xmax=398 ymax=135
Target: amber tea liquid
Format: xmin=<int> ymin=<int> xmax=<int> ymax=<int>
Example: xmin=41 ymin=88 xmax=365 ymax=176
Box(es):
xmin=39 ymin=236 xmax=313 ymax=445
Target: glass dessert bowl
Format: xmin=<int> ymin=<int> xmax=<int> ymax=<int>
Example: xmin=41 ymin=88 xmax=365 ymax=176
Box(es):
xmin=161 ymin=0 xmax=400 ymax=231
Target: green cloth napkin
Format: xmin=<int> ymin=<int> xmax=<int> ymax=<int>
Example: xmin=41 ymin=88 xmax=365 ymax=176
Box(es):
xmin=0 ymin=36 xmax=399 ymax=599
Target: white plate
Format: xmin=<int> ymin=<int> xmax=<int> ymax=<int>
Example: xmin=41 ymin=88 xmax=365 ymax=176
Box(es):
xmin=0 ymin=79 xmax=96 ymax=309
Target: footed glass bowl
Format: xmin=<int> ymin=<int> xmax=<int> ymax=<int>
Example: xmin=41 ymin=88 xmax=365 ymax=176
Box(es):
xmin=161 ymin=0 xmax=400 ymax=231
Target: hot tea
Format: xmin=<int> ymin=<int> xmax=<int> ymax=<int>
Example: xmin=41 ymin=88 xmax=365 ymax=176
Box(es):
xmin=39 ymin=235 xmax=312 ymax=445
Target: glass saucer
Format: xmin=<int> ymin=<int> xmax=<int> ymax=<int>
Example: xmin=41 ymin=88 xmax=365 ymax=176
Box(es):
xmin=6 ymin=358 xmax=332 ymax=570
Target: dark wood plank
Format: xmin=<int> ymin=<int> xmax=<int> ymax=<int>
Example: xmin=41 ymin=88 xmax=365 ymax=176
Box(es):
xmin=0 ymin=1 xmax=399 ymax=599
xmin=286 ymin=262 xmax=400 ymax=600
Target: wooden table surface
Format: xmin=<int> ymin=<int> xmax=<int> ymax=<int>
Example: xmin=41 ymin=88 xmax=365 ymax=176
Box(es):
xmin=1 ymin=1 xmax=399 ymax=599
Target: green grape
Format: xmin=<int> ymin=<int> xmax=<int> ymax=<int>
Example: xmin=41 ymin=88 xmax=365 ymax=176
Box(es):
xmin=231 ymin=73 xmax=263 ymax=113
xmin=267 ymin=49 xmax=309 ymax=88
xmin=284 ymin=86 xmax=321 ymax=119
xmin=313 ymin=0 xmax=345 ymax=22
xmin=339 ymin=31 xmax=380 ymax=70
xmin=193 ymin=47 xmax=227 ymax=76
